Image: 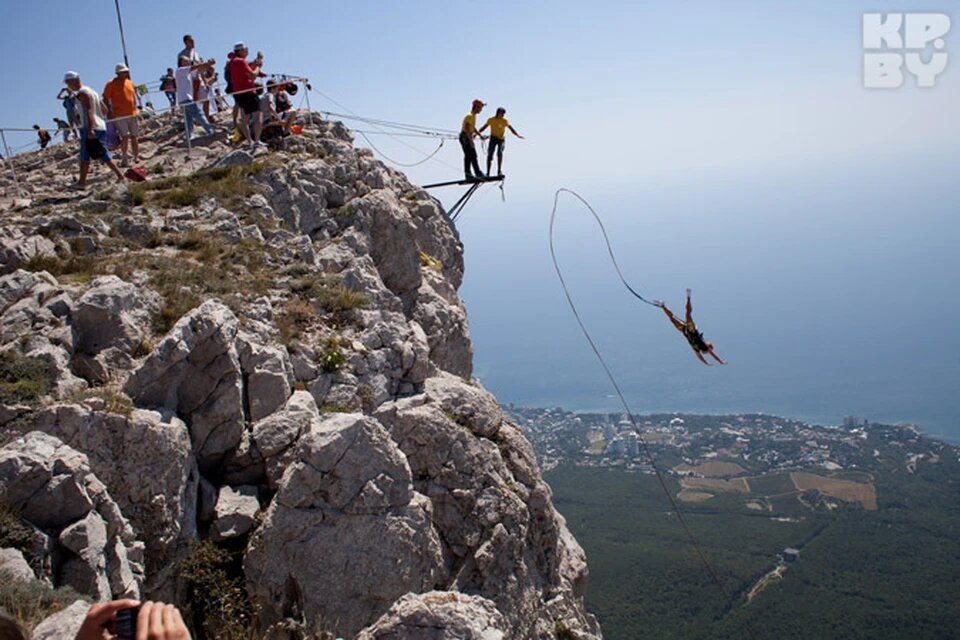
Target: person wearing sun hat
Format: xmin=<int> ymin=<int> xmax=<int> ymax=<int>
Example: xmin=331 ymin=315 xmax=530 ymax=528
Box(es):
xmin=459 ymin=98 xmax=487 ymax=180
xmin=103 ymin=63 xmax=141 ymax=166
xmin=63 ymin=70 xmax=125 ymax=190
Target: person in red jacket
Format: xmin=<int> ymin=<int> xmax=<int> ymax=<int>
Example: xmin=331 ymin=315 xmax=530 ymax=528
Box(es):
xmin=227 ymin=41 xmax=266 ymax=147
xmin=656 ymin=289 xmax=726 ymax=366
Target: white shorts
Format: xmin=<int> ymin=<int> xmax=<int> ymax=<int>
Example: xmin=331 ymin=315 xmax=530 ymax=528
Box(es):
xmin=114 ymin=116 xmax=139 ymax=137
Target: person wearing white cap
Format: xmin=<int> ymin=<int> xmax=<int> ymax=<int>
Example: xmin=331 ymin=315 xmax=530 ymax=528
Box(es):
xmin=227 ymin=42 xmax=266 ymax=148
xmin=63 ymin=71 xmax=125 ymax=190
xmin=103 ymin=63 xmax=141 ymax=166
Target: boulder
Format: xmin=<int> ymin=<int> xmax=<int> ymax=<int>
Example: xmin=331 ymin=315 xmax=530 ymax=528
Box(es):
xmin=356 ymin=591 xmax=507 ymax=640
xmin=35 ymin=404 xmax=198 ymax=598
xmin=72 ymin=276 xmax=159 ymax=356
xmin=0 ymin=547 xmax=35 ymax=582
xmin=0 ymin=432 xmax=144 ymax=599
xmin=211 ymin=485 xmax=259 ymax=541
xmin=124 ymin=300 xmax=244 ymax=471
xmin=245 ymin=413 xmax=444 ymax=638
xmin=30 ymin=600 xmax=89 ymax=640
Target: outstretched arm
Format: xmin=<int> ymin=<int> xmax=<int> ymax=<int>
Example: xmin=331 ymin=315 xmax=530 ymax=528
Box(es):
xmin=508 ymin=124 xmax=524 ymax=139
xmin=478 ymin=123 xmax=489 ymax=134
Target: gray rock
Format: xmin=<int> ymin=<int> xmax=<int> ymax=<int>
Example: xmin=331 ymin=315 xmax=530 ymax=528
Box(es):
xmin=35 ymin=404 xmax=198 ymax=599
xmin=211 ymin=485 xmax=259 ymax=541
xmin=0 ymin=232 xmax=56 ymax=275
xmin=356 ymin=591 xmax=507 ymax=640
xmin=124 ymin=300 xmax=244 ymax=471
xmin=72 ymin=276 xmax=160 ymax=356
xmin=0 ymin=547 xmax=35 ymax=582
xmin=30 ymin=599 xmax=89 ymax=640
xmin=245 ymin=413 xmax=444 ymax=638
xmin=212 ymin=149 xmax=254 ymax=167
xmin=0 ymin=432 xmax=144 ymax=599
xmin=237 ymin=335 xmax=294 ymax=422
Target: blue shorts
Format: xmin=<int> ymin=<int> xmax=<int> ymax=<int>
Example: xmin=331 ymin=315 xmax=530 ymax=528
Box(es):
xmin=79 ymin=128 xmax=111 ymax=163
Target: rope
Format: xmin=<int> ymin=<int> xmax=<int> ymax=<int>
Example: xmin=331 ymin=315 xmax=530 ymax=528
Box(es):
xmin=356 ymin=132 xmax=445 ymax=168
xmin=548 ymin=188 xmax=758 ymax=640
xmin=309 ymin=86 xmax=461 ymax=172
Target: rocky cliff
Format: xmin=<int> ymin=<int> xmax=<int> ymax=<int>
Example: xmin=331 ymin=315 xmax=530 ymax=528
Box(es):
xmin=0 ymin=114 xmax=601 ymax=639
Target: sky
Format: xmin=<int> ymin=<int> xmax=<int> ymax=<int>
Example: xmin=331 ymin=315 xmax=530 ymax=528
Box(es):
xmin=4 ymin=2 xmax=959 ymax=435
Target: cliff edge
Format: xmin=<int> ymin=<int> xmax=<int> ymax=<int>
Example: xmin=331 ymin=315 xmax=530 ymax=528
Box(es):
xmin=0 ymin=114 xmax=601 ymax=639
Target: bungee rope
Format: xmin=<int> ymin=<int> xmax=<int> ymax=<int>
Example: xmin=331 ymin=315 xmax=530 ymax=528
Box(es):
xmin=548 ymin=188 xmax=758 ymax=640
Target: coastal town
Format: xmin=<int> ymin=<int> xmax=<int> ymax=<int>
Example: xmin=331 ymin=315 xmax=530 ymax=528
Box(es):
xmin=506 ymin=405 xmax=960 ymax=484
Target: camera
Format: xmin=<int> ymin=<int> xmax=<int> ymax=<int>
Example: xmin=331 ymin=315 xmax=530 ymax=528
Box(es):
xmin=114 ymin=606 xmax=139 ymax=640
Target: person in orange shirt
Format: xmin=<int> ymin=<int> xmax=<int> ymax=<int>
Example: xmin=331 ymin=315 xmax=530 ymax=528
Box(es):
xmin=102 ymin=63 xmax=141 ymax=166
xmin=478 ymin=106 xmax=524 ymax=177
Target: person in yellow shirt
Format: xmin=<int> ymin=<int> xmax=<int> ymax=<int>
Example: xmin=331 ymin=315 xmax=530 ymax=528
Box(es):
xmin=460 ymin=99 xmax=487 ymax=180
xmin=102 ymin=64 xmax=141 ymax=166
xmin=478 ymin=107 xmax=524 ymax=177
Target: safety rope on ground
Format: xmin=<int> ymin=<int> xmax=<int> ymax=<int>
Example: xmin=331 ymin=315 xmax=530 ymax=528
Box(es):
xmin=548 ymin=188 xmax=759 ymax=640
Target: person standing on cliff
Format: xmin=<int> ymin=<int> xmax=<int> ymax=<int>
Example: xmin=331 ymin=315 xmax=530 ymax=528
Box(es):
xmin=102 ymin=63 xmax=141 ymax=166
xmin=63 ymin=71 xmax=125 ymax=190
xmin=478 ymin=106 xmax=524 ymax=177
xmin=228 ymin=42 xmax=267 ymax=148
xmin=655 ymin=289 xmax=726 ymax=366
xmin=460 ymin=99 xmax=487 ymax=180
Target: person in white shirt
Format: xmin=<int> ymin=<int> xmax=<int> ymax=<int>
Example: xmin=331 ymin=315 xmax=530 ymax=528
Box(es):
xmin=175 ymin=56 xmax=216 ymax=142
xmin=62 ymin=71 xmax=124 ymax=189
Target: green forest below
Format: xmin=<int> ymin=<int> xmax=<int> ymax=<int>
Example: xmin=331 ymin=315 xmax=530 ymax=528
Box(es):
xmin=546 ymin=456 xmax=960 ymax=639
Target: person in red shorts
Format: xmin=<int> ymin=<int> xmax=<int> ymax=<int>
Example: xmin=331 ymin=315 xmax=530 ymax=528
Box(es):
xmin=228 ymin=41 xmax=266 ymax=148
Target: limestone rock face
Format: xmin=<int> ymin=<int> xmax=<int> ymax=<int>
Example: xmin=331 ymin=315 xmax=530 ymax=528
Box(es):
xmin=0 ymin=114 xmax=601 ymax=639
xmin=245 ymin=413 xmax=444 ymax=638
xmin=356 ymin=591 xmax=508 ymax=640
xmin=0 ymin=432 xmax=144 ymax=599
xmin=34 ymin=403 xmax=198 ymax=599
xmin=124 ymin=300 xmax=244 ymax=472
xmin=72 ymin=275 xmax=159 ymax=356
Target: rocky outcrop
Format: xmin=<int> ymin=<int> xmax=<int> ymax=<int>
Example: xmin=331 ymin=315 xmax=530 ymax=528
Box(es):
xmin=245 ymin=412 xmax=445 ymax=637
xmin=0 ymin=432 xmax=144 ymax=600
xmin=124 ymin=300 xmax=245 ymax=472
xmin=356 ymin=591 xmax=508 ymax=640
xmin=6 ymin=113 xmax=599 ymax=639
xmin=34 ymin=403 xmax=198 ymax=599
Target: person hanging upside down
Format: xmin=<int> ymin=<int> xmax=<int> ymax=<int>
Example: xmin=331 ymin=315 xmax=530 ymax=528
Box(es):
xmin=655 ymin=289 xmax=726 ymax=366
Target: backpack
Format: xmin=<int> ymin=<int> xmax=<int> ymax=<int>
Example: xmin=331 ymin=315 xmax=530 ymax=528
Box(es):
xmin=224 ymin=60 xmax=233 ymax=95
xmin=124 ymin=165 xmax=148 ymax=182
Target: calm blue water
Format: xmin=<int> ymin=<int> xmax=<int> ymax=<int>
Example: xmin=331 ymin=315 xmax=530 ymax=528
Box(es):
xmin=457 ymin=150 xmax=960 ymax=444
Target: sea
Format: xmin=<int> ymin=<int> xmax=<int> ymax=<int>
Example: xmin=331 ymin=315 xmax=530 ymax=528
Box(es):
xmin=456 ymin=152 xmax=960 ymax=445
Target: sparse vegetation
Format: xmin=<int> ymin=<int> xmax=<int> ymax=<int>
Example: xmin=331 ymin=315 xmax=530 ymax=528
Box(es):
xmin=22 ymin=253 xmax=95 ymax=281
xmin=66 ymin=387 xmax=135 ymax=416
xmin=276 ymin=298 xmax=317 ymax=346
xmin=0 ymin=351 xmax=54 ymax=404
xmin=127 ymin=163 xmax=266 ymax=211
xmin=419 ymin=252 xmax=443 ymax=272
xmin=318 ymin=337 xmax=346 ymax=373
xmin=289 ymin=275 xmax=367 ymax=316
xmin=0 ymin=570 xmax=87 ymax=634
xmin=178 ymin=541 xmax=257 ymax=640
xmin=0 ymin=501 xmax=35 ymax=555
